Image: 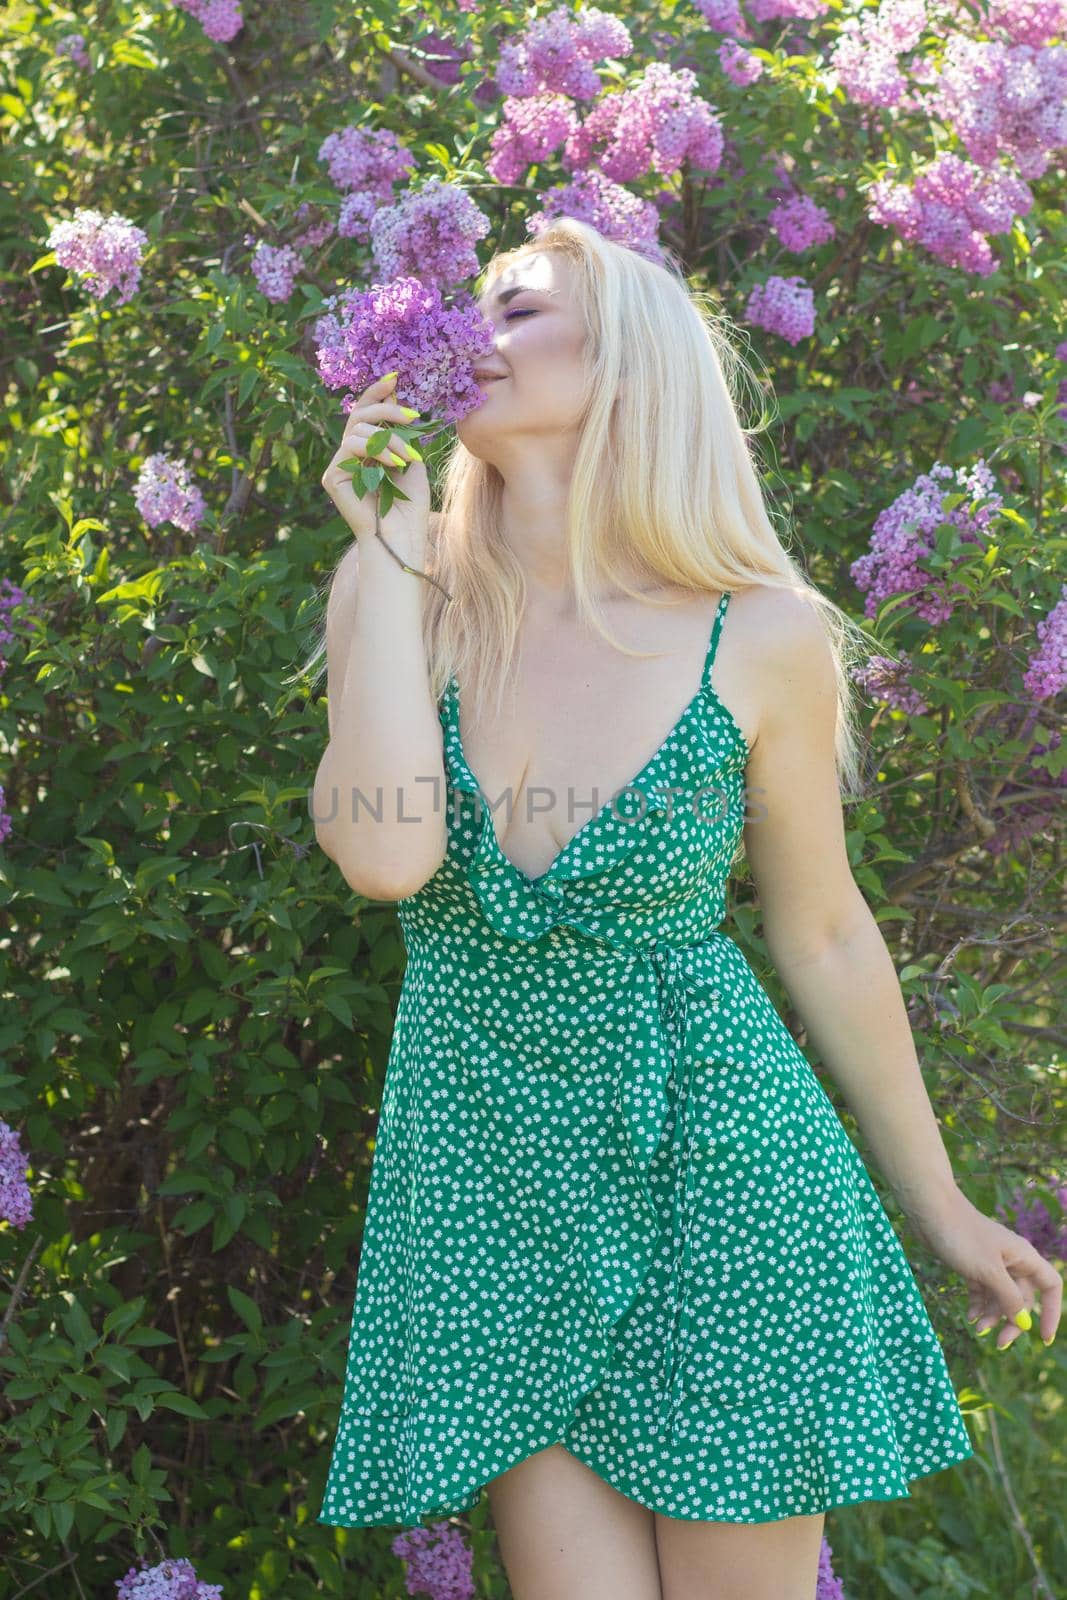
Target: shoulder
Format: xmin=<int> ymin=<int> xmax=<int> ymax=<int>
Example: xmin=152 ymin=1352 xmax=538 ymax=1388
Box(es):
xmin=731 ymin=582 xmax=834 ymax=698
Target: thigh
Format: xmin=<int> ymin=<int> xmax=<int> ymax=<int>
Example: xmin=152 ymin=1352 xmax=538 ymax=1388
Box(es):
xmin=486 ymin=1442 xmax=662 ymax=1600
xmin=655 ymin=1509 xmax=825 ymax=1600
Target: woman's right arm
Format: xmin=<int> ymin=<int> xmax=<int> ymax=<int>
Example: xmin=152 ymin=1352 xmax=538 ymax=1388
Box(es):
xmin=311 ymin=376 xmax=448 ymax=900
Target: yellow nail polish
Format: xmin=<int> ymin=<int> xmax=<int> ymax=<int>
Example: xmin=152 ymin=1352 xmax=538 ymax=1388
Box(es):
xmin=406 ymin=445 xmax=423 ymax=461
xmin=1042 ymin=1334 xmax=1055 ymax=1346
xmin=380 ymin=370 xmax=398 ymax=385
xmin=400 ymin=405 xmax=420 ymax=418
xmin=976 ymin=1324 xmax=992 ymax=1337
xmin=387 ymin=451 xmax=405 ymax=467
xmin=1014 ymin=1309 xmax=1032 ymax=1331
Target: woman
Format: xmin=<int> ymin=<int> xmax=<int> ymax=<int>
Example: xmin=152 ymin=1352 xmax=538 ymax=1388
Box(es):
xmin=310 ymin=218 xmax=1062 ymax=1600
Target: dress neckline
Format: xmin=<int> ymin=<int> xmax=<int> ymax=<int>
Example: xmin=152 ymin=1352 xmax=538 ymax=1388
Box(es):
xmin=446 ymin=589 xmax=746 ymax=889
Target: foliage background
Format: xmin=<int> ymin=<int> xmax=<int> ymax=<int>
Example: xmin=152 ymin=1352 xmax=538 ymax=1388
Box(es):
xmin=1 ymin=0 xmax=1064 ymax=1595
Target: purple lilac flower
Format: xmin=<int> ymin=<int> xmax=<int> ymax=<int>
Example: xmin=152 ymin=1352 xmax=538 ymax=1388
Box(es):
xmin=0 ymin=787 xmax=11 ymax=848
xmin=1023 ymin=583 xmax=1067 ymax=701
xmin=133 ymin=453 xmax=208 ymax=534
xmin=47 ymin=207 xmax=149 ymax=306
xmin=996 ymin=1179 xmax=1067 ymax=1259
xmin=852 ymin=653 xmax=930 ymax=715
xmin=931 ymin=37 xmax=1067 ymax=182
xmin=768 ymin=192 xmax=835 ymax=251
xmin=250 ymin=241 xmax=303 ymax=303
xmin=867 ymin=152 xmax=1033 ymax=277
xmin=563 ymin=63 xmax=724 ymax=183
xmin=56 ymin=32 xmax=90 ymax=68
xmin=719 ymin=39 xmax=764 ymax=85
xmin=312 ymin=276 xmax=496 ymax=425
xmin=830 ymin=0 xmax=928 ymax=109
xmin=693 ymin=0 xmax=750 ymax=35
xmin=526 ymin=170 xmax=665 ymax=262
xmin=485 ymin=94 xmax=581 ymax=184
xmin=850 ymin=459 xmax=1003 ymax=622
xmin=371 ymin=178 xmax=492 ymax=287
xmin=392 ymin=1522 xmax=475 ymax=1600
xmin=748 ymin=0 xmax=830 ymax=20
xmin=744 ymin=274 xmax=816 ymax=345
xmin=116 ymin=1556 xmax=223 ymax=1600
xmin=0 ymin=1121 xmax=32 ymax=1228
xmin=0 ymin=578 xmax=31 ymax=679
xmin=495 ymin=4 xmax=633 ymax=101
xmin=171 ymin=0 xmax=243 ymax=44
xmin=338 ymin=192 xmax=381 ymax=243
xmin=318 ymin=124 xmax=415 ymax=197
xmin=985 ymin=0 xmax=1067 ymax=49
xmin=291 ymin=202 xmax=334 ymax=251
xmin=816 ymin=1534 xmax=847 ymax=1599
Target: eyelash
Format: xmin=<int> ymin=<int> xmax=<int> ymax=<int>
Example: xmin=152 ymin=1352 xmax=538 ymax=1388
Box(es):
xmin=504 ymin=309 xmax=536 ymax=321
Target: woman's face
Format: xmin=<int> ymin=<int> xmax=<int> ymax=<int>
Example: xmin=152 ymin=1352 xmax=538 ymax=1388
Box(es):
xmin=456 ymin=251 xmax=590 ymax=464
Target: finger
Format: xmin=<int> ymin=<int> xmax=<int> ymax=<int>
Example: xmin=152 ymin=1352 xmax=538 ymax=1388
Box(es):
xmin=1030 ymin=1257 xmax=1063 ymax=1345
xmin=357 ymin=370 xmax=399 ymax=404
xmin=985 ymin=1259 xmax=1040 ymax=1348
xmin=341 ymin=424 xmax=419 ymax=469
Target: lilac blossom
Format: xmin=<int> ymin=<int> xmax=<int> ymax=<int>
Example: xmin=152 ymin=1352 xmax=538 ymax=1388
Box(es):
xmin=250 ymin=241 xmax=303 ymax=303
xmin=693 ymin=0 xmax=749 ymax=35
xmin=56 ymin=32 xmax=90 ymax=68
xmin=816 ymin=1535 xmax=847 ymax=1599
xmin=494 ymin=4 xmax=633 ymax=101
xmin=485 ymin=94 xmax=580 ymax=184
xmin=986 ymin=0 xmax=1067 ymax=47
xmin=1023 ymin=583 xmax=1067 ymax=701
xmin=850 ymin=459 xmax=1003 ymax=622
xmin=47 ymin=207 xmax=149 ymax=306
xmin=867 ymin=151 xmax=1033 ymax=277
xmin=931 ymin=37 xmax=1067 ymax=182
xmin=830 ymin=0 xmax=928 ymax=109
xmin=318 ymin=124 xmax=415 ymax=198
xmin=744 ymin=274 xmax=816 ymax=345
xmin=563 ymin=64 xmax=724 ymax=183
xmin=133 ymin=453 xmax=208 ymax=534
xmin=748 ymin=0 xmax=831 ymax=19
xmin=116 ymin=1557 xmax=223 ymax=1600
xmin=996 ymin=1179 xmax=1067 ymax=1259
xmin=392 ymin=1521 xmax=475 ymax=1600
xmin=768 ymin=192 xmax=835 ymax=251
xmin=312 ymin=275 xmax=496 ymax=425
xmin=292 ymin=202 xmax=334 ymax=251
xmin=852 ymin=653 xmax=930 ymax=715
xmin=0 ymin=578 xmax=31 ymax=680
xmin=0 ymin=1121 xmax=32 ymax=1228
xmin=719 ymin=39 xmax=764 ymax=85
xmin=371 ymin=178 xmax=492 ymax=287
xmin=526 ymin=169 xmax=665 ymax=262
xmin=338 ymin=191 xmax=381 ymax=243
xmin=0 ymin=787 xmax=11 ymax=849
xmin=171 ymin=0 xmax=243 ymax=44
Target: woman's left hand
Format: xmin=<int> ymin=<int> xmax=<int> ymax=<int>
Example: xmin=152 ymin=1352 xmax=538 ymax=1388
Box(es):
xmin=906 ymin=1188 xmax=1063 ymax=1349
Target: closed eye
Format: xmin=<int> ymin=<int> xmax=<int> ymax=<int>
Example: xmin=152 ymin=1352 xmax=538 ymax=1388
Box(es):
xmin=504 ymin=309 xmax=537 ymax=321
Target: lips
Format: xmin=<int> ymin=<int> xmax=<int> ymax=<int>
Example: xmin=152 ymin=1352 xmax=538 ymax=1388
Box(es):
xmin=474 ymin=372 xmax=506 ymax=384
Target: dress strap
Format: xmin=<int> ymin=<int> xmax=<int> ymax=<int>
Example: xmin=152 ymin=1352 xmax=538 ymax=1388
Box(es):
xmin=700 ymin=590 xmax=731 ymax=691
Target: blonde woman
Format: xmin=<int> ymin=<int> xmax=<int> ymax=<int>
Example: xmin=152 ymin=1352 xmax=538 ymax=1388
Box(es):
xmin=310 ymin=217 xmax=1061 ymax=1600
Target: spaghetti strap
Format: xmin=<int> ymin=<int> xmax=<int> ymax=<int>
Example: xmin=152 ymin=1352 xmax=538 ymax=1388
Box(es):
xmin=701 ymin=589 xmax=731 ymax=691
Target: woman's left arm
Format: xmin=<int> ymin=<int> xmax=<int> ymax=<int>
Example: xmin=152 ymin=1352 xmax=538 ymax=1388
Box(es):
xmin=738 ymin=587 xmax=1062 ymax=1351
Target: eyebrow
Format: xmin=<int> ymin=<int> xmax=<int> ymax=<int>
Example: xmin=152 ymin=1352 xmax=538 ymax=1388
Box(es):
xmin=493 ymin=284 xmax=535 ymax=306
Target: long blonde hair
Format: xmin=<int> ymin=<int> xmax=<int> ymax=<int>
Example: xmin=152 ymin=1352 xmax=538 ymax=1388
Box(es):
xmin=294 ymin=215 xmax=879 ymax=798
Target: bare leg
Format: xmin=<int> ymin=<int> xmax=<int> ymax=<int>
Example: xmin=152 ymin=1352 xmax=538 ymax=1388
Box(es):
xmin=486 ymin=1442 xmax=663 ymax=1600
xmin=655 ymin=1509 xmax=826 ymax=1600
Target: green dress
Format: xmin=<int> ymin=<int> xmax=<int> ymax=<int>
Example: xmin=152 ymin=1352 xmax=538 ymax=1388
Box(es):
xmin=317 ymin=589 xmax=974 ymax=1529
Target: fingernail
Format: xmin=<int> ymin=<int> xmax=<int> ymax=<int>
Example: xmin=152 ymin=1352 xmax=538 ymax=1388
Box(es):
xmin=389 ymin=451 xmax=407 ymax=468
xmin=406 ymin=445 xmax=423 ymax=461
xmin=976 ymin=1324 xmax=993 ymax=1337
xmin=1042 ymin=1334 xmax=1056 ymax=1347
xmin=997 ymin=1338 xmax=1016 ymax=1351
xmin=400 ymin=405 xmax=420 ymax=418
xmin=1014 ymin=1309 xmax=1032 ymax=1331
xmin=380 ymin=370 xmax=398 ymax=385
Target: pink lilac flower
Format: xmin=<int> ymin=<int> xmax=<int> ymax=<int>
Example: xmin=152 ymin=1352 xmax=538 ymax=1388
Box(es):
xmin=744 ymin=274 xmax=815 ymax=344
xmin=1023 ymin=583 xmax=1067 ymax=700
xmin=719 ymin=39 xmax=764 ymax=84
xmin=850 ymin=459 xmax=1003 ymax=622
xmin=693 ymin=0 xmax=750 ymax=35
xmin=47 ymin=207 xmax=149 ymax=305
xmin=116 ymin=1557 xmax=223 ymax=1600
xmin=312 ymin=276 xmax=496 ymax=425
xmin=134 ymin=453 xmax=208 ymax=534
xmin=485 ymin=94 xmax=580 ymax=184
xmin=392 ymin=1522 xmax=475 ymax=1600
xmin=526 ymin=169 xmax=665 ymax=262
xmin=996 ymin=1179 xmax=1067 ymax=1259
xmin=338 ymin=192 xmax=381 ymax=243
xmin=816 ymin=1535 xmax=847 ymax=1599
xmin=371 ymin=178 xmax=492 ymax=286
xmin=171 ymin=0 xmax=243 ymax=44
xmin=852 ymin=653 xmax=930 ymax=715
xmin=250 ymin=241 xmax=303 ymax=303
xmin=56 ymin=32 xmax=90 ymax=68
xmin=768 ymin=192 xmax=835 ymax=251
xmin=986 ymin=0 xmax=1067 ymax=46
xmin=748 ymin=0 xmax=830 ymax=20
xmin=867 ymin=151 xmax=1033 ymax=276
xmin=563 ymin=63 xmax=724 ymax=182
xmin=318 ymin=124 xmax=415 ymax=197
xmin=494 ymin=4 xmax=633 ymax=100
xmin=0 ymin=1121 xmax=32 ymax=1228
xmin=930 ymin=37 xmax=1067 ymax=182
xmin=830 ymin=0 xmax=928 ymax=109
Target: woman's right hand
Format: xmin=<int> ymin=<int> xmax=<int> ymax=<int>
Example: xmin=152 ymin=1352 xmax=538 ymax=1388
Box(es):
xmin=320 ymin=372 xmax=431 ymax=552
